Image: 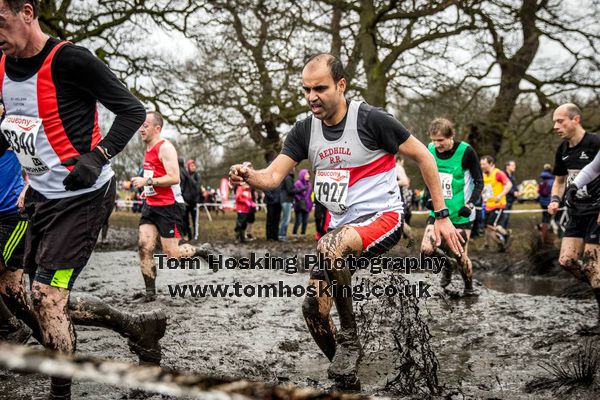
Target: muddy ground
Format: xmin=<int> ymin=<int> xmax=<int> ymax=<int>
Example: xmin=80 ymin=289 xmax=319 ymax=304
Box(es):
xmin=2 ymin=225 xmax=600 ymax=399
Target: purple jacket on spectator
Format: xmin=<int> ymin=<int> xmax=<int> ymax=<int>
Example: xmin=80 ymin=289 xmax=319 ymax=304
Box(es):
xmin=294 ymin=169 xmax=313 ymax=213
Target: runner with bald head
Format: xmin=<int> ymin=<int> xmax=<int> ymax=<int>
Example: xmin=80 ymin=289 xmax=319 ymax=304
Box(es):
xmin=548 ymin=103 xmax=600 ymax=334
xmin=229 ymin=53 xmax=464 ymax=389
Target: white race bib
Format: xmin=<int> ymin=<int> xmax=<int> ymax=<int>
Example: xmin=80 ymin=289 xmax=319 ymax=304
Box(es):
xmin=314 ymin=169 xmax=349 ymax=215
xmin=439 ymin=172 xmax=453 ymax=199
xmin=567 ymin=169 xmax=589 ymax=198
xmin=1 ymin=115 xmax=49 ymax=175
xmin=143 ymin=169 xmax=157 ymax=197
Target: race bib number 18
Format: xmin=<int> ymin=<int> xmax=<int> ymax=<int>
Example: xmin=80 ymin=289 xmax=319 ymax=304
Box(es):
xmin=314 ymin=169 xmax=349 ymax=215
xmin=1 ymin=115 xmax=49 ymax=175
xmin=439 ymin=172 xmax=453 ymax=199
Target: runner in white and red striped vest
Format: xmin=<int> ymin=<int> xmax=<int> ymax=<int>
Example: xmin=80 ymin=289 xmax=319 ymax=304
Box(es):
xmin=0 ymin=2 xmax=167 ymax=398
xmin=229 ymin=53 xmax=464 ymax=390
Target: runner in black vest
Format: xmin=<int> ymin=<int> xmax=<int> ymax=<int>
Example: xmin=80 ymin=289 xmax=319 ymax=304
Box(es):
xmin=548 ymin=103 xmax=600 ymax=334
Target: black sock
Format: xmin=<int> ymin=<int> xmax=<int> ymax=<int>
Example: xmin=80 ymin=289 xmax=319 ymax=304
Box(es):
xmin=594 ymin=289 xmax=600 ymax=321
xmin=50 ymin=377 xmax=71 ymax=399
xmin=143 ymin=275 xmax=156 ymax=296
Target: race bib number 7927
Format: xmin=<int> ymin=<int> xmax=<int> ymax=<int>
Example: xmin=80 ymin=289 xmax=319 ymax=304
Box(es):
xmin=314 ymin=169 xmax=349 ymax=215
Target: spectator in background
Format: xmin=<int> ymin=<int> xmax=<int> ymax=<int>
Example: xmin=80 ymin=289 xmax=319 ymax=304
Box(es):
xmin=279 ymin=169 xmax=297 ymax=241
xmin=292 ymin=169 xmax=313 ymax=239
xmin=234 ymin=183 xmax=256 ymax=242
xmin=245 ymin=188 xmax=257 ymax=241
xmin=181 ymin=159 xmax=200 ymax=240
xmin=264 ymin=183 xmax=282 ymax=241
xmin=538 ymin=163 xmax=555 ymax=245
xmin=502 ymin=160 xmax=519 ymax=229
xmin=214 ymin=188 xmax=224 ymax=215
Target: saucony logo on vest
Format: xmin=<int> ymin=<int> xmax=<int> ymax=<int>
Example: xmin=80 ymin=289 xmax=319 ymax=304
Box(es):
xmin=580 ymin=151 xmax=589 ymax=159
xmin=5 ymin=116 xmax=36 ymax=131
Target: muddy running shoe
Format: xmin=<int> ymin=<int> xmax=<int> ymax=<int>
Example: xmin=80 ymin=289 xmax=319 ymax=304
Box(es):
xmin=131 ymin=290 xmax=156 ymax=303
xmin=463 ymin=287 xmax=480 ymax=297
xmin=439 ymin=264 xmax=453 ymax=288
xmin=193 ymin=242 xmax=217 ymax=259
xmin=328 ymin=329 xmax=363 ymax=391
xmin=0 ymin=318 xmax=32 ymax=344
xmin=128 ymin=310 xmax=167 ymax=365
xmin=503 ymin=230 xmax=513 ymax=250
xmin=462 ymin=278 xmax=479 ymax=297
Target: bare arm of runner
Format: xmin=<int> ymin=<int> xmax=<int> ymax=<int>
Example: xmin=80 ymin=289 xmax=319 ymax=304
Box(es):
xmin=229 ymin=154 xmax=297 ymax=191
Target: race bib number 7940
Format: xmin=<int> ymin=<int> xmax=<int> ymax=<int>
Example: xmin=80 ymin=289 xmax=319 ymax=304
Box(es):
xmin=314 ymin=169 xmax=349 ymax=214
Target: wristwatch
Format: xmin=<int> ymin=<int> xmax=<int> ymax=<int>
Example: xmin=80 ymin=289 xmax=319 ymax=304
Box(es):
xmin=146 ymin=177 xmax=153 ymax=186
xmin=434 ymin=208 xmax=450 ymax=219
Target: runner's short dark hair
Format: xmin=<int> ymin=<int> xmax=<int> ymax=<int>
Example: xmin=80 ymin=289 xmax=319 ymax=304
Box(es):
xmin=428 ymin=118 xmax=455 ymax=138
xmin=304 ymin=53 xmax=346 ymax=83
xmin=5 ymin=0 xmax=39 ymax=17
xmin=481 ymin=155 xmax=495 ymax=165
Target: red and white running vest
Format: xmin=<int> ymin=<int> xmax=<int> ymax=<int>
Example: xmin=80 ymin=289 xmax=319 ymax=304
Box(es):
xmin=308 ymin=101 xmax=403 ymax=229
xmin=143 ymin=139 xmax=183 ymax=206
xmin=0 ymin=41 xmax=113 ymax=199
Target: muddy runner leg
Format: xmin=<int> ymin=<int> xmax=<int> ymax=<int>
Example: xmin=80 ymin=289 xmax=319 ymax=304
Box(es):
xmin=454 ymin=230 xmax=476 ymax=295
xmin=421 ymin=225 xmax=453 ymax=288
xmin=69 ymin=294 xmax=167 ymax=365
xmin=160 ymin=237 xmax=197 ymax=259
xmin=582 ymin=245 xmax=600 ymax=322
xmin=558 ymin=238 xmax=586 ymax=282
xmin=302 ymin=281 xmax=336 ymax=361
xmin=484 ymin=226 xmax=494 ymax=248
xmin=31 ymin=282 xmax=74 ymax=400
xmin=0 ymin=269 xmax=37 ymax=342
xmin=138 ymin=224 xmax=159 ymax=299
xmin=317 ymin=226 xmax=363 ymax=389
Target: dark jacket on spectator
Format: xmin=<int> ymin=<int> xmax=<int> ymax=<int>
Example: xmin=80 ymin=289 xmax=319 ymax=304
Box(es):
xmin=538 ymin=170 xmax=554 ymax=208
xmin=280 ymin=171 xmax=302 ymax=203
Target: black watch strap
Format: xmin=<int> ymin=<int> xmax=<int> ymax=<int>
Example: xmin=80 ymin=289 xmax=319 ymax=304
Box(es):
xmin=434 ymin=208 xmax=450 ymax=219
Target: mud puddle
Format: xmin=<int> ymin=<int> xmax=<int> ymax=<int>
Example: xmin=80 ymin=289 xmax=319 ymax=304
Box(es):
xmin=2 ymin=238 xmax=600 ymax=399
xmin=476 ymin=272 xmax=575 ymax=297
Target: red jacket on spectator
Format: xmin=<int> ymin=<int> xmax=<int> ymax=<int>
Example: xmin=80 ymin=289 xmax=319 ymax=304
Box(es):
xmin=235 ymin=185 xmax=256 ymax=213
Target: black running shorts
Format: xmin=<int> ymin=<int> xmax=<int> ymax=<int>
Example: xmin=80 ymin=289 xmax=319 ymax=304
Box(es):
xmin=23 ymin=178 xmax=116 ymax=273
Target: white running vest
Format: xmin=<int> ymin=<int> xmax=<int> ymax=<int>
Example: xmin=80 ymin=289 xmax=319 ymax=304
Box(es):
xmin=0 ymin=44 xmax=113 ymax=199
xmin=308 ymin=101 xmax=403 ymax=229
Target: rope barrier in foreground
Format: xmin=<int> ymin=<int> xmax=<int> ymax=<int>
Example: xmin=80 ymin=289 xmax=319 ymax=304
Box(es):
xmin=0 ymin=343 xmax=372 ymax=400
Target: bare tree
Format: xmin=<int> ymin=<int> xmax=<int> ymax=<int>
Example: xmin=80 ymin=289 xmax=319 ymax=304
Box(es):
xmin=310 ymin=0 xmax=477 ymax=106
xmin=459 ymin=0 xmax=600 ymax=156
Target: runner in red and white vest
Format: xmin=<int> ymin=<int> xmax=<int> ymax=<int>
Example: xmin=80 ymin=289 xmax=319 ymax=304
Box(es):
xmin=131 ymin=111 xmax=213 ymax=303
xmin=0 ymin=2 xmax=170 ymax=398
xmin=229 ymin=53 xmax=464 ymax=390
